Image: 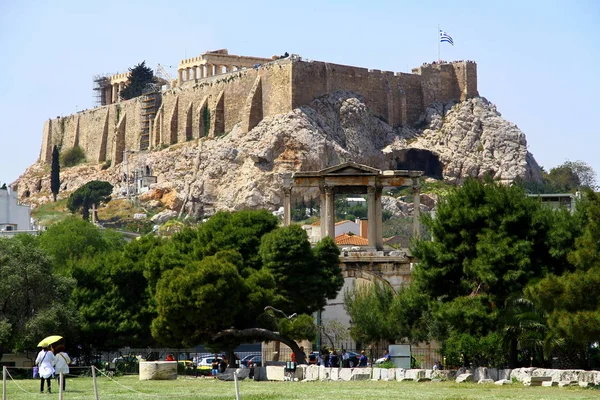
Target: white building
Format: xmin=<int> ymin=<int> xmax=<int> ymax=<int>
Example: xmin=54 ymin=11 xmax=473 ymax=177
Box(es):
xmin=0 ymin=185 xmax=35 ymax=237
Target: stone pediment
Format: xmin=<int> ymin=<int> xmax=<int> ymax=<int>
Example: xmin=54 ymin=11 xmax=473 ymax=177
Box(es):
xmin=319 ymin=162 xmax=380 ymax=176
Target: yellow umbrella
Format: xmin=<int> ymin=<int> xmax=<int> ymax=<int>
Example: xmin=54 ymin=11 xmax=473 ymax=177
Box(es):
xmin=37 ymin=335 xmax=63 ymax=347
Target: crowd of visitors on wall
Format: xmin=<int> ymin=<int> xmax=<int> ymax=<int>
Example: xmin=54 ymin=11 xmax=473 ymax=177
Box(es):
xmin=306 ymin=347 xmax=368 ymax=367
xmin=424 ymin=59 xmax=475 ymax=66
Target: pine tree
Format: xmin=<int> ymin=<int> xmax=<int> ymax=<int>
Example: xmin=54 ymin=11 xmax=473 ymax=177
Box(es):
xmin=120 ymin=61 xmax=155 ymax=100
xmin=51 ymin=145 xmax=60 ymax=202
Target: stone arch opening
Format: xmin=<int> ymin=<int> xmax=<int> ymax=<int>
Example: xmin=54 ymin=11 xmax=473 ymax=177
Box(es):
xmin=392 ymin=148 xmax=443 ymax=179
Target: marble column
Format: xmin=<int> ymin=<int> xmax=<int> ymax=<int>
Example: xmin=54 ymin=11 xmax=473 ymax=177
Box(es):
xmin=118 ymin=82 xmax=124 ymax=101
xmin=105 ymin=86 xmax=112 ymax=105
xmin=325 ymin=186 xmax=335 ymax=239
xmin=375 ymin=186 xmax=383 ymax=250
xmin=191 ymin=66 xmax=197 ymax=80
xmin=320 ymin=188 xmax=327 ymax=240
xmin=206 ymin=64 xmax=213 ymax=77
xmin=283 ymin=187 xmax=292 ymax=226
xmin=178 ymin=69 xmax=183 ymax=86
xmin=112 ymin=84 xmax=118 ymax=104
xmin=367 ymin=185 xmax=377 ymax=249
xmin=412 ymin=177 xmax=421 ymax=238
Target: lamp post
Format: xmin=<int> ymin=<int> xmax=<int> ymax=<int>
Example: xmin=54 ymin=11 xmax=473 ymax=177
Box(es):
xmin=264 ymin=306 xmax=297 ymax=363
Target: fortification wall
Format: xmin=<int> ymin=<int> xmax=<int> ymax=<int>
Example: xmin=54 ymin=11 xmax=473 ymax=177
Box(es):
xmin=42 ymin=99 xmax=142 ymax=166
xmin=412 ymin=61 xmax=478 ymax=106
xmin=39 ymin=58 xmax=477 ymax=168
xmin=291 ymin=61 xmax=430 ymax=126
xmin=41 ymin=61 xmax=294 ymax=164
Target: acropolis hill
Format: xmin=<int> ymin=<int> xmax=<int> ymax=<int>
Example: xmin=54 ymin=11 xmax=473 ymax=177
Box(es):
xmin=39 ymin=49 xmax=478 ymax=166
xmin=17 ymin=49 xmax=541 ymax=213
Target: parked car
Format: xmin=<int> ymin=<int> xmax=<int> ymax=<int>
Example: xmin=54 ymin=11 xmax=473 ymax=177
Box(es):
xmin=196 ymin=356 xmax=223 ymax=375
xmin=246 ymin=355 xmax=262 ymax=367
xmin=240 ymin=354 xmax=260 ymax=368
xmin=344 ymin=351 xmax=360 ymax=368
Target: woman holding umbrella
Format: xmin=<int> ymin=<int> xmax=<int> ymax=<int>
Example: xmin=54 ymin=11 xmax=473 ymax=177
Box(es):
xmin=35 ymin=345 xmax=56 ymax=393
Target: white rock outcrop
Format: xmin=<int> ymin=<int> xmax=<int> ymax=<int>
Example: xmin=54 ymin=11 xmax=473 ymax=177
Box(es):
xmin=14 ymin=92 xmax=542 ymax=215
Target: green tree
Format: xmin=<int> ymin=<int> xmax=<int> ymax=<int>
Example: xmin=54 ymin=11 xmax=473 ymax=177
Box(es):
xmin=525 ymin=190 xmax=600 ymax=368
xmin=0 ymin=236 xmax=76 ymax=361
xmin=260 ymin=226 xmax=343 ymax=315
xmin=51 ymin=145 xmax=60 ymax=202
xmin=344 ymin=281 xmax=396 ymax=344
xmin=67 ymin=235 xmax=160 ymax=360
xmin=67 ymin=180 xmax=113 ymax=220
xmin=38 ymin=217 xmax=124 ymax=274
xmin=120 ymin=61 xmax=155 ymax=100
xmin=518 ymin=160 xmax=597 ymax=193
xmin=408 ymin=178 xmax=572 ymax=367
xmin=149 ymin=211 xmax=342 ymax=363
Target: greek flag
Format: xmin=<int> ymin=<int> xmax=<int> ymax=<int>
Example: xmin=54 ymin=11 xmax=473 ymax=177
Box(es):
xmin=440 ymin=30 xmax=454 ymax=46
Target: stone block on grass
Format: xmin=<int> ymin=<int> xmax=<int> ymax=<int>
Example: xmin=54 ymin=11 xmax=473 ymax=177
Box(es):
xmin=139 ymin=361 xmax=177 ymax=380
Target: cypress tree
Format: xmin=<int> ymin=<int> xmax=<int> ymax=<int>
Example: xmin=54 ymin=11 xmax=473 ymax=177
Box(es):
xmin=51 ymin=145 xmax=60 ymax=202
xmin=120 ymin=61 xmax=155 ymax=100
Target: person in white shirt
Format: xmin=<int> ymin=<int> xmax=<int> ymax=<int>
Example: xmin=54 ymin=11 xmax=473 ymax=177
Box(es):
xmin=35 ymin=346 xmax=56 ymax=394
xmin=53 ymin=345 xmax=71 ymax=391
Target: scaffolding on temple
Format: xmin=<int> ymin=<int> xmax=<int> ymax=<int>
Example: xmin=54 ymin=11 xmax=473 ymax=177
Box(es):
xmin=139 ymin=93 xmax=160 ymax=150
xmin=93 ymin=75 xmax=112 ymax=107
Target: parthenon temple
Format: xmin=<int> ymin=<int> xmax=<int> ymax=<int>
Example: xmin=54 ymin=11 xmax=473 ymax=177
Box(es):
xmin=176 ymin=49 xmax=272 ymax=86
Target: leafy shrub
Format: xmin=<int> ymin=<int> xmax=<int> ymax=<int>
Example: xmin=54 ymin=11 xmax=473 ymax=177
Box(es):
xmin=379 ymin=360 xmax=395 ymax=369
xmin=61 ymin=146 xmax=86 ymax=167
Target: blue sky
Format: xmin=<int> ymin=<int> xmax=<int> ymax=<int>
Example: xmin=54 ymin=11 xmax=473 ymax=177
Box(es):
xmin=1 ymin=0 xmax=598 ymax=185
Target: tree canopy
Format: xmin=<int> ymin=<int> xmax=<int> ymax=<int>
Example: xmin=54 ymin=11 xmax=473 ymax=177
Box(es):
xmin=120 ymin=61 xmax=155 ymax=100
xmin=147 ymin=212 xmax=343 ymax=362
xmin=518 ymin=160 xmax=597 ymax=193
xmin=0 ymin=235 xmax=77 ymax=361
xmin=67 ymin=180 xmax=113 ymax=220
xmin=345 ymin=178 xmax=579 ymax=368
xmin=51 ymin=145 xmax=60 ymax=202
xmin=525 ymin=190 xmax=600 ymax=368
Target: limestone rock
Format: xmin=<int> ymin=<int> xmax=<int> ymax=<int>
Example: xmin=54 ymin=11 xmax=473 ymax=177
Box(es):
xmin=456 ymin=373 xmax=473 ymax=383
xmin=14 ymin=92 xmax=542 ymax=216
xmin=151 ymin=209 xmax=178 ymax=224
xmin=138 ymin=361 xmax=177 ymax=380
xmin=495 ymin=379 xmax=512 ymax=385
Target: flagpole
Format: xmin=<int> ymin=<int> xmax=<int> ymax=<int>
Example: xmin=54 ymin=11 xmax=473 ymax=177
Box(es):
xmin=437 ymin=24 xmax=440 ymax=62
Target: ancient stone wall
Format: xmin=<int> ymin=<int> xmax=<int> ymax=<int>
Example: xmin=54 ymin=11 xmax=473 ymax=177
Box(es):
xmin=39 ymin=58 xmax=477 ymax=168
xmin=412 ymin=61 xmax=478 ymax=106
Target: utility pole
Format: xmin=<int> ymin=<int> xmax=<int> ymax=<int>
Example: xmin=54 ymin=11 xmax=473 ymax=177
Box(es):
xmin=123 ymin=150 xmax=130 ymax=200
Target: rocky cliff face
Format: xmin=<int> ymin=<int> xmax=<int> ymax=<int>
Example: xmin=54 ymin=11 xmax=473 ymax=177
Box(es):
xmin=15 ymin=92 xmax=542 ymax=216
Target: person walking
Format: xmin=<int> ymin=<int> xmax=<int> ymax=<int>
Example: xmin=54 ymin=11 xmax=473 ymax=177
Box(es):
xmin=35 ymin=346 xmax=56 ymax=393
xmin=358 ymin=350 xmax=368 ymax=367
xmin=53 ymin=345 xmax=71 ymax=391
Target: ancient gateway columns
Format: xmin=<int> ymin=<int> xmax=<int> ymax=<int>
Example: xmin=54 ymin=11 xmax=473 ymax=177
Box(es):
xmin=284 ymin=162 xmax=423 ymax=251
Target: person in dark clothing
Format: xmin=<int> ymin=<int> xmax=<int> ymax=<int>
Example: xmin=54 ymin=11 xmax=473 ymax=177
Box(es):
xmin=358 ymin=351 xmax=368 ymax=367
xmin=330 ymin=351 xmax=340 ymax=368
xmin=219 ymin=357 xmax=228 ymax=373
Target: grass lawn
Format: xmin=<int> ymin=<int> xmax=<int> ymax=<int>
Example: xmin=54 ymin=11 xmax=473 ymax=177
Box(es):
xmin=2 ymin=376 xmax=598 ymax=399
